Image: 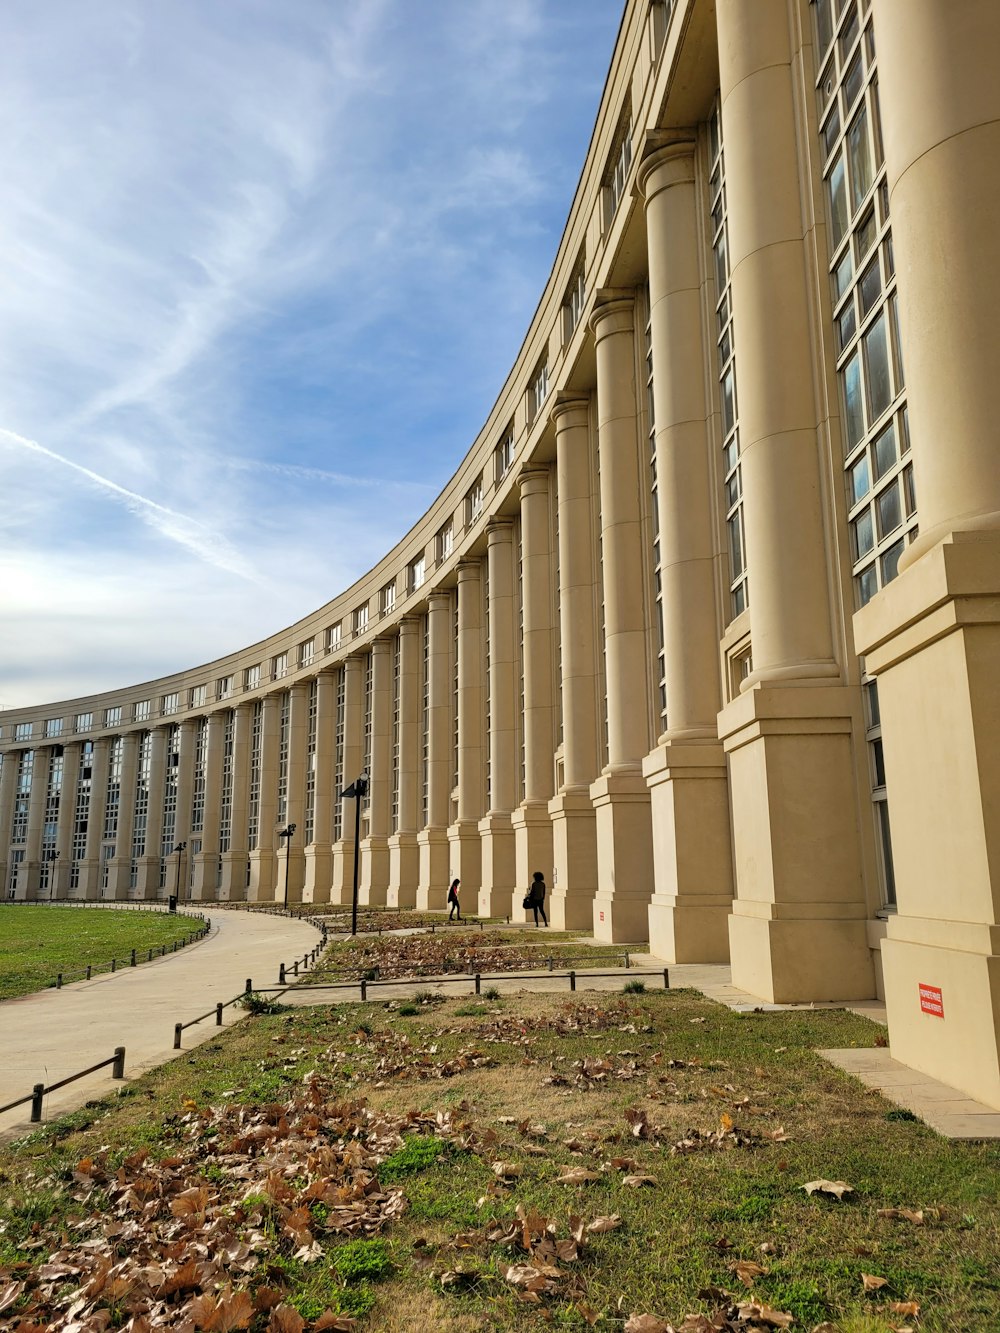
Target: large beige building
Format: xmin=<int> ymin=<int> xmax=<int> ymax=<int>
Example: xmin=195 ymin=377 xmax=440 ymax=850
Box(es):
xmin=3 ymin=0 xmax=999 ymax=1109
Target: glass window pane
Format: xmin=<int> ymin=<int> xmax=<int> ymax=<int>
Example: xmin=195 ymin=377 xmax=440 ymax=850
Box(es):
xmin=834 ymin=249 xmax=854 ymax=301
xmin=850 ymin=454 xmax=870 ymax=504
xmin=903 ymin=463 xmax=916 ymax=516
xmin=714 ymin=227 xmax=728 ymax=293
xmin=878 ymin=800 xmax=896 ymax=905
xmin=842 ymin=351 xmax=865 ymax=448
xmin=860 ymin=256 xmax=882 ymax=315
xmin=823 ymin=104 xmax=841 ymax=158
xmin=877 ymin=479 xmax=902 ymax=538
xmin=724 ymin=439 xmax=739 ymax=473
xmin=880 ymin=537 xmax=905 ymax=585
xmin=721 ymin=367 xmax=735 ymax=436
xmin=866 ymin=680 xmax=880 ymax=727
xmin=853 ymin=507 xmax=874 ymax=558
xmin=873 ymin=737 xmax=886 ymax=787
xmin=838 ymin=302 xmax=857 ymax=352
xmin=843 ymin=51 xmax=864 ymax=109
xmin=815 ymin=0 xmax=834 ymax=52
xmin=848 ymin=104 xmax=874 ymax=210
xmin=890 ymin=292 xmax=905 ymax=388
xmin=873 ymin=422 xmax=896 ymax=478
xmin=857 ymin=562 xmax=879 ymax=606
xmin=728 ymin=513 xmax=744 ymax=577
xmin=828 ymin=156 xmax=849 ymax=246
xmin=863 ymin=312 xmax=892 ymax=423
xmin=840 ymin=3 xmax=859 ymax=59
xmin=855 ymin=206 xmax=877 ymax=260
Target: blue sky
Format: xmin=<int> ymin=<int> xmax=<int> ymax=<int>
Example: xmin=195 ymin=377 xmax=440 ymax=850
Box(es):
xmin=0 ymin=0 xmax=623 ymax=711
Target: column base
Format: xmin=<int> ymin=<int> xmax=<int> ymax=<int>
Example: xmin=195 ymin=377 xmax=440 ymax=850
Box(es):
xmin=219 ymin=851 xmax=249 ymax=902
xmin=77 ymin=859 xmax=102 ymax=900
xmin=477 ymin=812 xmax=515 ymax=918
xmin=720 ymin=683 xmax=875 ymax=1003
xmin=387 ymin=833 xmax=419 ymax=908
xmin=643 ymin=740 xmax=733 ymax=963
xmin=417 ymin=828 xmax=449 ymax=909
xmin=133 ymin=856 xmax=162 ymax=901
xmin=105 ymin=860 xmax=131 ymax=901
xmin=191 ymin=853 xmax=220 ymax=903
xmin=590 ymin=769 xmax=653 ymax=943
xmin=511 ymin=802 xmax=554 ymax=925
xmin=247 ymin=849 xmax=277 ymax=903
xmin=303 ymin=844 xmax=332 ymax=903
xmin=446 ymin=820 xmax=484 ymax=915
xmin=359 ymin=837 xmax=390 ymax=906
xmin=548 ymin=789 xmax=599 ymax=930
xmin=330 ymin=840 xmax=355 ymax=907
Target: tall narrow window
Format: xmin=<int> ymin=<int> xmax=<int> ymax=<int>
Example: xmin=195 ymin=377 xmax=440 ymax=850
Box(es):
xmin=709 ymin=99 xmax=748 ymax=619
xmin=391 ymin=635 xmax=401 ymax=831
xmin=333 ymin=669 xmax=346 ymax=841
xmin=191 ymin=721 xmax=207 ymax=834
xmin=645 ymin=293 xmax=667 ymax=729
xmin=305 ymin=680 xmax=318 ymax=844
xmin=563 ymin=256 xmax=586 ymax=341
xmin=437 ymin=521 xmax=454 ymax=561
xmin=529 ymin=361 xmax=549 ymax=424
xmin=421 ymin=617 xmax=430 ymax=825
xmin=277 ymin=693 xmax=290 ymax=824
xmin=604 ymin=108 xmax=633 ymax=226
xmin=39 ymin=748 xmax=63 ymax=893
xmin=495 ymin=426 xmax=515 ymax=482
xmin=130 ymin=732 xmax=152 ymax=889
xmin=814 ymin=0 xmax=914 ymax=607
xmin=70 ymin=741 xmax=93 ymax=890
xmin=247 ymin=701 xmax=262 ymax=851
xmin=466 ymin=478 xmax=484 ymax=526
xmin=219 ymin=712 xmax=235 ymax=855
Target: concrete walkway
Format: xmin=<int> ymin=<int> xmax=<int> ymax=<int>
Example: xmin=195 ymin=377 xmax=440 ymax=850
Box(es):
xmin=0 ymin=908 xmax=318 ymax=1140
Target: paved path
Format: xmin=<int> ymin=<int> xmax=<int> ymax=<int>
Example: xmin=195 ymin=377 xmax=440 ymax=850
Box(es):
xmin=0 ymin=909 xmax=318 ymax=1140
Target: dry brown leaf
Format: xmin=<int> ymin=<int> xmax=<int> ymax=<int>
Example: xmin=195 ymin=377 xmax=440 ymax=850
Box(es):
xmin=802 ymin=1178 xmax=854 ymax=1200
xmin=730 ymin=1259 xmax=768 ymax=1287
xmin=735 ymin=1302 xmax=793 ymax=1328
xmin=586 ymin=1214 xmax=622 ymax=1234
xmin=624 ymin=1316 xmax=673 ymax=1333
xmin=555 ymin=1167 xmax=602 ymax=1185
xmin=268 ymin=1304 xmax=306 ymax=1333
xmin=312 ymin=1313 xmax=358 ymax=1331
xmin=492 ymin=1161 xmax=523 ymax=1179
xmin=889 ymin=1300 xmax=920 ymax=1316
xmin=862 ymin=1273 xmax=889 ymax=1292
xmin=622 ymin=1175 xmax=657 ymax=1188
xmin=877 ymin=1207 xmax=924 ymax=1225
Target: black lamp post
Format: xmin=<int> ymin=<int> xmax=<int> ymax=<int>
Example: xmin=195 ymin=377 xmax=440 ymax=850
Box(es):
xmin=278 ymin=823 xmax=297 ymax=910
xmin=339 ymin=769 xmax=369 ymax=936
xmin=43 ymin=849 xmax=59 ymax=898
xmin=171 ymin=842 xmax=187 ymax=909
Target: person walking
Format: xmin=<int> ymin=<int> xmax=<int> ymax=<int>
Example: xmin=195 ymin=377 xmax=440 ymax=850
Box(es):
xmin=447 ymin=878 xmax=461 ymax=922
xmin=526 ymin=870 xmax=548 ymax=928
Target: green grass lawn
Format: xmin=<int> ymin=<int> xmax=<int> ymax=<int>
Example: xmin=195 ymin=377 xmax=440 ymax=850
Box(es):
xmin=0 ymin=905 xmax=204 ymax=1000
xmin=2 ymin=989 xmax=998 ymax=1331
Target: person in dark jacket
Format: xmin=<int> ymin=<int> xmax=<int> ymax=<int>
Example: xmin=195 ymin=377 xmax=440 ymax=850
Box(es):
xmin=447 ymin=878 xmax=461 ymax=921
xmin=527 ymin=870 xmax=548 ymax=927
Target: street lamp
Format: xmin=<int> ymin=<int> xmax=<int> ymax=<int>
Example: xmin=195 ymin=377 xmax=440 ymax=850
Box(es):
xmin=42 ymin=849 xmax=59 ymax=898
xmin=171 ymin=842 xmax=187 ymax=911
xmin=339 ymin=769 xmax=369 ymax=936
xmin=278 ymin=824 xmax=297 ymax=911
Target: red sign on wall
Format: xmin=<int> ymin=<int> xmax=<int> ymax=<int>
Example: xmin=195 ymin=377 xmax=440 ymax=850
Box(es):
xmin=919 ymin=983 xmax=944 ymax=1018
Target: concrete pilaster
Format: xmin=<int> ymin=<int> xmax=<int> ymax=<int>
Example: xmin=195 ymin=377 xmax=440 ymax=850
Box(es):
xmin=588 ymin=293 xmax=654 ymax=942
xmin=332 ymin=656 xmax=364 ymax=906
xmin=360 ymin=638 xmax=393 ymax=904
xmin=281 ymin=684 xmax=308 ymax=904
xmin=220 ymin=704 xmax=251 ymax=901
xmin=79 ymin=737 xmax=110 ymax=899
xmin=52 ymin=742 xmax=80 ymax=898
xmin=388 ymin=617 xmax=421 ymax=907
xmin=418 ymin=592 xmax=453 ymax=908
xmin=548 ymin=395 xmax=600 ymax=930
xmin=715 ymin=0 xmax=873 ymax=999
xmin=449 ymin=560 xmax=485 ymax=911
xmin=304 ymin=672 xmax=335 ymax=903
xmin=191 ymin=713 xmax=224 ymax=901
xmin=479 ymin=520 xmax=517 ymax=917
xmin=0 ymin=750 xmax=18 ymax=899
xmin=638 ymin=138 xmax=734 ymax=963
xmin=135 ymin=727 xmax=167 ymax=900
xmin=248 ymin=694 xmax=280 ymax=902
xmin=106 ymin=733 xmax=140 ymax=900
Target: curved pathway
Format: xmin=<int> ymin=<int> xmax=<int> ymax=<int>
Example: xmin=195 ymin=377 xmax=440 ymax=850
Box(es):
xmin=0 ymin=909 xmax=318 ymax=1140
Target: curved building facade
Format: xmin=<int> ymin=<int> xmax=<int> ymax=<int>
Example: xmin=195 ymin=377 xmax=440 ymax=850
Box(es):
xmin=4 ymin=0 xmax=1000 ymax=1108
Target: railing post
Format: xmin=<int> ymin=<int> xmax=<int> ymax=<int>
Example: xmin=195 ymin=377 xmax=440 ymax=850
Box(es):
xmin=131 ymin=948 xmax=137 ymax=967
xmin=112 ymin=1047 xmax=126 ymax=1078
xmin=548 ymin=957 xmax=553 ymax=972
xmin=56 ymin=973 xmax=63 ymax=989
xmin=111 ymin=957 xmax=116 ymax=972
xmin=246 ymin=977 xmax=252 ymax=994
xmin=148 ymin=948 xmax=153 ymax=962
xmin=360 ymin=978 xmax=367 ymax=1001
xmin=293 ymin=960 xmax=299 ymax=977
xmin=30 ymin=1083 xmax=45 ymax=1123
xmin=663 ymin=968 xmax=669 ymax=989
xmin=86 ymin=965 xmax=92 ymax=980
xmin=216 ymin=1003 xmax=223 ymax=1026
xmin=475 ymin=973 xmax=481 ymax=995
xmin=173 ymin=1023 xmax=182 ymax=1049
xmin=624 ymin=952 xmax=630 ymax=969
xmin=569 ymin=970 xmax=576 ymax=992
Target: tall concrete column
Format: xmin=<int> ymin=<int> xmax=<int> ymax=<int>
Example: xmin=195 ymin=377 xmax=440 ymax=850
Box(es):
xmin=549 ymin=395 xmax=601 ymax=929
xmin=135 ymin=727 xmax=168 ymax=899
xmin=220 ymin=705 xmax=251 ymax=901
xmin=389 ymin=618 xmax=421 ymax=907
xmin=0 ymin=749 xmax=18 ymax=899
xmin=280 ymin=684 xmax=308 ymax=904
xmin=479 ymin=520 xmax=517 ymax=917
xmin=80 ymin=737 xmax=110 ymax=899
xmin=512 ymin=466 xmax=556 ymax=917
xmin=716 ymin=0 xmax=873 ymax=1001
xmin=638 ymin=138 xmax=734 ymax=963
xmin=106 ymin=733 xmax=140 ymax=900
xmin=852 ymin=0 xmax=1000 ymax=1107
xmin=192 ymin=713 xmax=224 ymax=901
xmin=588 ymin=292 xmax=654 ymax=942
xmin=360 ymin=637 xmax=393 ymax=904
xmin=450 ymin=560 xmax=485 ymax=908
xmin=248 ymin=695 xmax=281 ymax=901
xmin=173 ymin=720 xmax=196 ymax=854
xmin=332 ymin=656 xmax=364 ymax=906
xmin=53 ymin=742 xmax=81 ymax=898
xmin=418 ymin=593 xmax=453 ymax=907
xmin=21 ymin=748 xmax=50 ymax=901
xmin=304 ymin=673 xmax=336 ymax=903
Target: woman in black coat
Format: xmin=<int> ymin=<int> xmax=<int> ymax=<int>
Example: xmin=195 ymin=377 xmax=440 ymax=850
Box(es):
xmin=526 ymin=870 xmax=548 ymax=927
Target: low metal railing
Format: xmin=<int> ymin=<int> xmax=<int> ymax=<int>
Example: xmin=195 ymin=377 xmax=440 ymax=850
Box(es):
xmin=257 ymin=967 xmax=671 ymax=1002
xmin=0 ymin=1047 xmax=126 ymax=1124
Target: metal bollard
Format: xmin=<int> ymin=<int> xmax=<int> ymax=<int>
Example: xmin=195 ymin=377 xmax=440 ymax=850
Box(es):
xmin=431 ymin=923 xmax=435 ymax=934
xmin=663 ymin=968 xmax=670 ymax=989
xmin=111 ymin=957 xmax=117 ymax=972
xmin=30 ymin=1083 xmax=45 ymax=1123
xmin=360 ymin=978 xmax=367 ymax=1001
xmin=216 ymin=1003 xmax=223 ymax=1026
xmin=293 ymin=960 xmax=299 ymax=977
xmin=173 ymin=1023 xmax=182 ymax=1049
xmin=548 ymin=957 xmax=554 ymax=972
xmin=56 ymin=973 xmax=63 ymax=989
xmin=86 ymin=965 xmax=92 ymax=980
xmin=246 ymin=978 xmax=252 ymax=993
xmin=569 ymin=970 xmax=576 ymax=992
xmin=112 ymin=1046 xmax=126 ymax=1078
xmin=279 ymin=963 xmax=286 ymax=985
xmin=148 ymin=949 xmax=153 ymax=962
xmin=131 ymin=949 xmax=137 ymax=967
xmin=624 ymin=952 xmax=630 ymax=969
xmin=475 ymin=973 xmax=481 ymax=995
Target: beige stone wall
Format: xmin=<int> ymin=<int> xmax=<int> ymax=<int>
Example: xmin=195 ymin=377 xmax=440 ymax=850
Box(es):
xmin=4 ymin=0 xmax=1000 ymax=1107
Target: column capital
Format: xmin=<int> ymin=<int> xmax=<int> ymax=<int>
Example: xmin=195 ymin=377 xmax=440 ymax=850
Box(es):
xmin=426 ymin=588 xmax=453 ymax=609
xmin=397 ymin=614 xmax=422 ymax=636
xmin=549 ymin=392 xmax=590 ymax=433
xmin=588 ymin=289 xmax=635 ymax=340
xmin=517 ymin=464 xmax=550 ymax=500
xmin=636 ymin=132 xmax=698 ymax=202
xmin=456 ymin=558 xmax=482 ymax=584
xmin=485 ymin=516 xmax=515 ymax=544
xmin=371 ymin=633 xmax=395 ymax=656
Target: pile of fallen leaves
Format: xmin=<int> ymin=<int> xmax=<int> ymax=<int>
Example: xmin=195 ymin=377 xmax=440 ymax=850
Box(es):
xmin=312 ymin=931 xmax=611 ymax=981
xmin=0 ymin=1082 xmax=470 ymax=1333
xmin=326 ymin=1026 xmax=497 ymax=1084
